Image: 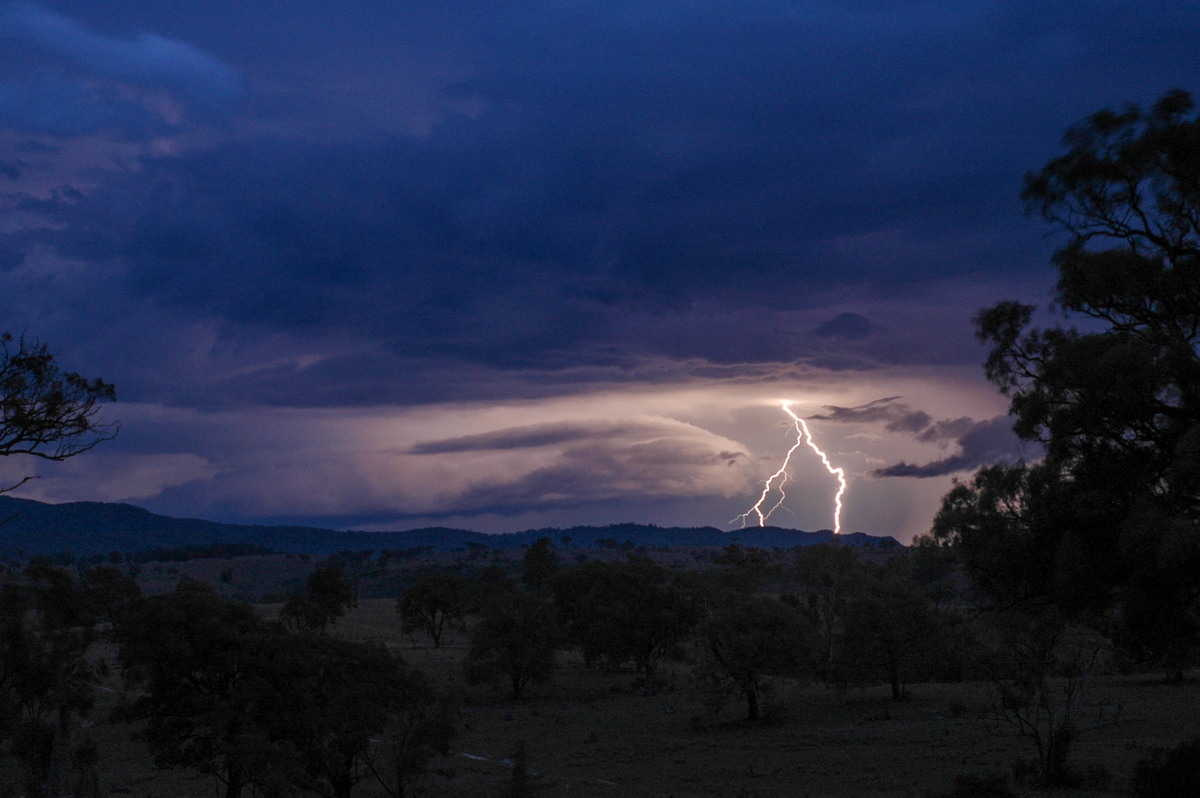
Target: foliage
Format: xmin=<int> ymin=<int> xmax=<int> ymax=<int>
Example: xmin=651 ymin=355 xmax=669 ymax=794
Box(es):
xmin=470 ymin=564 xmax=517 ymax=613
xmin=0 ymin=563 xmax=98 ymax=795
xmin=521 ymin=537 xmax=557 ymax=592
xmin=838 ymin=570 xmax=940 ymax=700
xmin=398 ymin=572 xmax=469 ymax=647
xmin=933 ymin=90 xmax=1200 ymax=670
xmin=789 ymin=544 xmax=864 ymax=678
xmin=551 ymin=558 xmax=701 ymax=677
xmin=261 ymin=635 xmax=412 ymax=798
xmin=115 ymin=580 xmax=279 ymax=798
xmin=361 ymin=671 xmax=456 ymax=798
xmin=906 ymin=536 xmax=964 ymax=607
xmin=464 ymin=590 xmax=558 ymax=699
xmin=78 ymin=565 xmax=141 ymax=628
xmin=694 ymin=596 xmax=815 ymax=721
xmin=714 ymin=543 xmax=774 ymax=593
xmin=129 ymin=543 xmax=275 ymax=563
xmin=0 ymin=333 xmax=116 ymax=495
xmin=118 ymin=580 xmax=451 ymax=798
xmin=931 ymin=465 xmax=1068 ymax=608
xmin=280 ymin=564 xmax=354 ymax=633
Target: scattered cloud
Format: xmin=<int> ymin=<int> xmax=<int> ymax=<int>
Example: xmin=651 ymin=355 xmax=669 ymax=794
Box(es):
xmin=811 ymin=397 xmax=934 ymax=434
xmin=411 ymin=421 xmax=637 ymax=455
xmin=811 ymin=397 xmax=1028 ymax=479
xmin=871 ymin=417 xmax=1027 ymax=478
xmin=813 ymin=312 xmax=877 ymax=341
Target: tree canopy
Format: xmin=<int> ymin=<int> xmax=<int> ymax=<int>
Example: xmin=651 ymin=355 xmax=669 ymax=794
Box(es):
xmin=0 ymin=333 xmax=116 ymax=495
xmin=933 ymin=89 xmax=1200 ymax=669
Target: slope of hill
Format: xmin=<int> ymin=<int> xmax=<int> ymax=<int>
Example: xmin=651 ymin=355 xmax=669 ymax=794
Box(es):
xmin=0 ymin=496 xmax=901 ymax=557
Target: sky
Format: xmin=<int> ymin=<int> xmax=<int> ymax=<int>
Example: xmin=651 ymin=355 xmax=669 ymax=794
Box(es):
xmin=1 ymin=1 xmax=1198 ymax=543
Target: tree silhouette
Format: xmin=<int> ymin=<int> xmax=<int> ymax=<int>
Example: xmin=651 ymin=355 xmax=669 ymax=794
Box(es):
xmin=521 ymin=537 xmax=557 ymax=592
xmin=0 ymin=563 xmax=98 ymax=795
xmin=790 ymin=544 xmax=864 ymax=678
xmin=936 ymin=90 xmax=1200 ymax=671
xmin=262 ymin=636 xmax=412 ymax=798
xmin=398 ymin=573 xmax=469 ymax=647
xmin=839 ymin=570 xmax=939 ymax=700
xmin=0 ymin=333 xmax=116 ymax=495
xmin=695 ymin=596 xmax=815 ymax=721
xmin=280 ymin=564 xmax=354 ymax=633
xmin=115 ymin=581 xmax=277 ymax=798
xmin=360 ymin=667 xmax=455 ymax=798
xmin=464 ymin=591 xmax=558 ymax=699
xmin=551 ymin=558 xmax=699 ymax=678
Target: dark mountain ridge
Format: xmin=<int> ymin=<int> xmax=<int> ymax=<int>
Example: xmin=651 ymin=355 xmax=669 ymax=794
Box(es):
xmin=0 ymin=496 xmax=901 ymax=557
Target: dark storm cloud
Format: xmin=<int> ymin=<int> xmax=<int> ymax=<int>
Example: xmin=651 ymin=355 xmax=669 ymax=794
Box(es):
xmin=4 ymin=1 xmax=1200 ymax=411
xmin=409 ymin=422 xmax=632 ymax=455
xmin=916 ymin=416 xmax=979 ymax=443
xmin=449 ymin=436 xmax=747 ymax=515
xmin=0 ymin=0 xmax=1196 ymax=535
xmin=810 ymin=398 xmax=1028 ymax=478
xmin=872 ymin=416 xmax=1024 ymax=478
xmin=813 ymin=313 xmax=877 ymax=341
xmin=0 ymin=2 xmax=243 ymax=134
xmin=811 ymin=397 xmax=933 ymax=434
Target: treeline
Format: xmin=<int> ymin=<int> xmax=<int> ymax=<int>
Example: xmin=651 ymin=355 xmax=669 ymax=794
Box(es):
xmin=125 ymin=542 xmax=277 ymax=563
xmin=398 ymin=539 xmax=964 ymax=713
xmin=397 ymin=537 xmax=1197 ymax=792
xmin=22 ymin=543 xmax=279 ymax=569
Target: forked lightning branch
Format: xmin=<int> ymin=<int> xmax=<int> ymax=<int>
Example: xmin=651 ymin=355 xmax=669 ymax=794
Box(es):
xmin=734 ymin=401 xmax=848 ymax=533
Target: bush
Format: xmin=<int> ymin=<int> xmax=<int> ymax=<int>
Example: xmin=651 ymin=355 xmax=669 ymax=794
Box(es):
xmin=1130 ymin=739 xmax=1200 ymax=797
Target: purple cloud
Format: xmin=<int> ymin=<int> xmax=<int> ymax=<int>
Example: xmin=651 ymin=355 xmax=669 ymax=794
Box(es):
xmin=0 ymin=2 xmax=243 ymax=134
xmin=810 ymin=397 xmax=934 ymax=434
xmin=872 ymin=417 xmax=1027 ymax=478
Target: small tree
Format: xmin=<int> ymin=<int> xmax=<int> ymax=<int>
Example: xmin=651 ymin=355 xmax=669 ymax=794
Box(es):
xmin=262 ymin=636 xmax=409 ymax=798
xmin=361 ymin=669 xmax=455 ymax=798
xmin=79 ymin=565 xmax=141 ymax=629
xmin=694 ymin=596 xmax=815 ymax=721
xmin=983 ymin=610 xmax=1111 ymax=787
xmin=464 ymin=591 xmax=558 ymax=699
xmin=715 ymin=543 xmax=774 ymax=593
xmin=790 ymin=544 xmax=865 ymax=677
xmin=115 ymin=581 xmax=278 ymax=798
xmin=280 ymin=564 xmax=354 ymax=633
xmin=552 ymin=558 xmax=700 ymax=678
xmin=398 ymin=573 xmax=469 ymax=647
xmin=521 ymin=537 xmax=557 ymax=592
xmin=839 ymin=571 xmax=940 ymax=700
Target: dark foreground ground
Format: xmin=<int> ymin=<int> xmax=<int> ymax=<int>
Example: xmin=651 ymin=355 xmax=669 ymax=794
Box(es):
xmin=19 ymin=599 xmax=1195 ymax=798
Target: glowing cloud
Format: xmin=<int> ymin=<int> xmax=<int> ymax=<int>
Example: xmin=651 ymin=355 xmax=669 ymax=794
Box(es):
xmin=735 ymin=401 xmax=848 ymax=533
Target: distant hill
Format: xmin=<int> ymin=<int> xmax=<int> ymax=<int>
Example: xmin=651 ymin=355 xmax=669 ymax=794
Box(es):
xmin=0 ymin=496 xmax=901 ymax=558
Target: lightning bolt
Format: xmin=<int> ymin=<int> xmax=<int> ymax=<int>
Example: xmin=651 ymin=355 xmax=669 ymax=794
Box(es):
xmin=734 ymin=401 xmax=848 ymax=533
